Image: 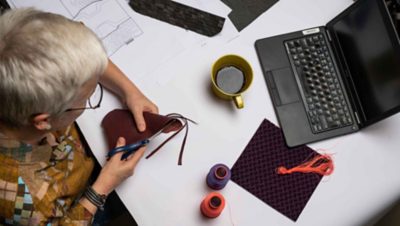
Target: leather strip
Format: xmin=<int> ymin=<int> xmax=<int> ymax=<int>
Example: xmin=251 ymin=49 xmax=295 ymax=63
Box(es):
xmin=145 ymin=113 xmax=196 ymax=165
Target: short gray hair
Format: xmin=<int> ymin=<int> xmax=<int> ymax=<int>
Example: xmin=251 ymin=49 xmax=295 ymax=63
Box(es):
xmin=0 ymin=8 xmax=108 ymax=127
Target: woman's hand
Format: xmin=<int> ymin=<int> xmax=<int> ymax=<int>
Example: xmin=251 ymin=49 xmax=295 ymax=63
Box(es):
xmin=125 ymin=90 xmax=158 ymax=132
xmin=92 ymin=137 xmax=145 ymax=195
xmin=99 ymin=60 xmax=159 ymax=132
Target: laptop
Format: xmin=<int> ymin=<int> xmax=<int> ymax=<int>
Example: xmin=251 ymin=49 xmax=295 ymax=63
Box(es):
xmin=255 ymin=0 xmax=400 ymax=147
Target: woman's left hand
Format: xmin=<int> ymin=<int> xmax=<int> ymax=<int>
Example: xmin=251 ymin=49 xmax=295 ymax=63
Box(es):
xmin=99 ymin=60 xmax=159 ymax=133
xmin=125 ymin=90 xmax=158 ymax=132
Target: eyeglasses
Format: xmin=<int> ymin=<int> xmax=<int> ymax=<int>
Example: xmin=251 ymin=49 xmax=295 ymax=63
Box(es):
xmin=65 ymin=83 xmax=103 ymax=112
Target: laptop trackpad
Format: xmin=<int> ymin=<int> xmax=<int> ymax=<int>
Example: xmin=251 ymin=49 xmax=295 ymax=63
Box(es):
xmin=272 ymin=68 xmax=300 ymax=105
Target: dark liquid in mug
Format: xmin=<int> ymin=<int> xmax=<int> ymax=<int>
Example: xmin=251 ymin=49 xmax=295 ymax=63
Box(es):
xmin=215 ymin=66 xmax=245 ymax=94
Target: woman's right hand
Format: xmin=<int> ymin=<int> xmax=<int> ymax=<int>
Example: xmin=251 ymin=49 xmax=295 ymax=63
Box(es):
xmin=92 ymin=137 xmax=145 ymax=195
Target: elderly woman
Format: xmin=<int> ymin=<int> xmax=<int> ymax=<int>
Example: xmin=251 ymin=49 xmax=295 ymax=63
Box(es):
xmin=0 ymin=8 xmax=158 ymax=225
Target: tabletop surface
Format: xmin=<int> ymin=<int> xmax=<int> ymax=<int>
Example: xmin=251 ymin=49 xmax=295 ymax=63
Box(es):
xmin=73 ymin=0 xmax=400 ymax=225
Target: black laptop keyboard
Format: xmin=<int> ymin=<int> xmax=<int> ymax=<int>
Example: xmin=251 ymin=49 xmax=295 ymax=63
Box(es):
xmin=285 ymin=33 xmax=352 ymax=133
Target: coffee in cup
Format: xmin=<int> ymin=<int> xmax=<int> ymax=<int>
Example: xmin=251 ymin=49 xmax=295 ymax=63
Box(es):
xmin=211 ymin=55 xmax=253 ymax=109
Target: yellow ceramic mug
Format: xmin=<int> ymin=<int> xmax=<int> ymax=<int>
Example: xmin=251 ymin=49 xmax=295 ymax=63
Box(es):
xmin=211 ymin=54 xmax=253 ymax=109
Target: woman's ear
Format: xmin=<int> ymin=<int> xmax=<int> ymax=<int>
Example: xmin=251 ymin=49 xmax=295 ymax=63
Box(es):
xmin=32 ymin=113 xmax=52 ymax=130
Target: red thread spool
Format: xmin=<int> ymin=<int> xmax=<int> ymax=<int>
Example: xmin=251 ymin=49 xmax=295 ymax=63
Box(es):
xmin=200 ymin=192 xmax=225 ymax=218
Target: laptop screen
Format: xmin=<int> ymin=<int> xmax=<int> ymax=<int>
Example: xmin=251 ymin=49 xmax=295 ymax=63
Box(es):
xmin=330 ymin=0 xmax=400 ymax=123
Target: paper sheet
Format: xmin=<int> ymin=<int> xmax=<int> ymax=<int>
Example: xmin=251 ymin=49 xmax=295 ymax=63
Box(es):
xmin=6 ymin=0 xmax=237 ymax=81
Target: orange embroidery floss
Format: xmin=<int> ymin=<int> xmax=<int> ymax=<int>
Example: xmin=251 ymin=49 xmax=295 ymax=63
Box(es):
xmin=200 ymin=192 xmax=226 ymax=218
xmin=277 ymin=154 xmax=334 ymax=176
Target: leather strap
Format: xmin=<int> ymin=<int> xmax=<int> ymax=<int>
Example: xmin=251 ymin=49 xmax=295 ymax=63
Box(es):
xmin=145 ymin=113 xmax=196 ymax=165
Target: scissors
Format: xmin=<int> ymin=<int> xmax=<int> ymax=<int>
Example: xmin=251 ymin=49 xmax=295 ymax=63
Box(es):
xmin=107 ymin=120 xmax=175 ymax=161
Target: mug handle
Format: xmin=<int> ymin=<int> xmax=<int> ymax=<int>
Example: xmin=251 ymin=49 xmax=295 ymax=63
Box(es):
xmin=233 ymin=95 xmax=244 ymax=109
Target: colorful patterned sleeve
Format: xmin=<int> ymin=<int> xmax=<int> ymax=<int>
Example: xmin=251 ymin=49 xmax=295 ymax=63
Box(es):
xmin=57 ymin=202 xmax=94 ymax=225
xmin=0 ymin=124 xmax=96 ymax=226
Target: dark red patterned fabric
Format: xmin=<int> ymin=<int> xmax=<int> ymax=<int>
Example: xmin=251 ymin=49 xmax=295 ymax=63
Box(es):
xmin=231 ymin=119 xmax=323 ymax=221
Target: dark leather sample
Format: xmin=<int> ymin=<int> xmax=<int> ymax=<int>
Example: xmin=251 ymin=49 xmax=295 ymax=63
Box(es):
xmin=129 ymin=0 xmax=225 ymax=37
xmin=222 ymin=0 xmax=279 ymax=31
xmin=102 ymin=109 xmax=194 ymax=165
xmin=231 ymin=119 xmax=323 ymax=221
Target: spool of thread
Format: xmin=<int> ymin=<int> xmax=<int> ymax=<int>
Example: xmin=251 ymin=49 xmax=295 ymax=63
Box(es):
xmin=200 ymin=192 xmax=225 ymax=218
xmin=206 ymin=163 xmax=231 ymax=190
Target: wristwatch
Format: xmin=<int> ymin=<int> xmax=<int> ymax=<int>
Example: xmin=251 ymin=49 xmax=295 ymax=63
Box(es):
xmin=84 ymin=186 xmax=107 ymax=211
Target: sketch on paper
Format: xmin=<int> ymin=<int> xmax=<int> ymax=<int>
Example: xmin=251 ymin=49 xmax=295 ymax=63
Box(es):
xmin=61 ymin=0 xmax=143 ymax=55
xmin=8 ymin=0 xmax=143 ymax=56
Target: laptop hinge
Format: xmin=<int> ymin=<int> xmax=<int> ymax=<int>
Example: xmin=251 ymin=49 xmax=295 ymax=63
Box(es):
xmin=354 ymin=111 xmax=361 ymax=125
xmin=326 ymin=29 xmax=332 ymax=42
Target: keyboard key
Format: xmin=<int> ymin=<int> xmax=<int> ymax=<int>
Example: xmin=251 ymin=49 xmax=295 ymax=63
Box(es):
xmin=311 ymin=116 xmax=318 ymax=125
xmin=319 ymin=115 xmax=328 ymax=129
xmin=301 ymin=39 xmax=308 ymax=47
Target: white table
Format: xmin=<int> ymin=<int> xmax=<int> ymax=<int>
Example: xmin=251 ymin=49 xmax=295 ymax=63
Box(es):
xmin=77 ymin=0 xmax=400 ymax=225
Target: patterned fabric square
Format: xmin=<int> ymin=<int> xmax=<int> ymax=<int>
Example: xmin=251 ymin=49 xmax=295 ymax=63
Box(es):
xmin=36 ymin=182 xmax=49 ymax=200
xmin=17 ymin=185 xmax=25 ymax=195
xmin=13 ymin=215 xmax=21 ymax=223
xmin=23 ymin=203 xmax=33 ymax=211
xmin=15 ymin=198 xmax=23 ymax=209
xmin=231 ymin=119 xmax=323 ymax=221
xmin=6 ymin=182 xmax=17 ymax=192
xmin=0 ymin=179 xmax=6 ymax=189
xmin=23 ymin=194 xmax=32 ymax=204
xmin=5 ymin=191 xmax=16 ymax=201
xmin=222 ymin=0 xmax=279 ymax=31
xmin=21 ymin=210 xmax=30 ymax=218
xmin=14 ymin=208 xmax=22 ymax=215
xmin=129 ymin=0 xmax=225 ymax=37
xmin=5 ymin=218 xmax=13 ymax=225
xmin=20 ymin=218 xmax=29 ymax=225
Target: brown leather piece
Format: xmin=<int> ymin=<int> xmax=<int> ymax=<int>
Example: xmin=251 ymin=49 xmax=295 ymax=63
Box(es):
xmin=101 ymin=109 xmax=194 ymax=165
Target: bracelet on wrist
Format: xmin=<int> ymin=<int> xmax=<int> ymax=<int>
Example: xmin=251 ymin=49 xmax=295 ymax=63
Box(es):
xmin=84 ymin=186 xmax=107 ymax=211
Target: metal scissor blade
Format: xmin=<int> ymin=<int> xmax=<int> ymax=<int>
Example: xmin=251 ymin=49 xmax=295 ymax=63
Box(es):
xmin=147 ymin=119 xmax=177 ymax=142
xmin=119 ymin=121 xmax=175 ymax=160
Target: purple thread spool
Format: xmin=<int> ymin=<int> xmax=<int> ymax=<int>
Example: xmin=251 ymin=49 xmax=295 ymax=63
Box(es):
xmin=206 ymin=164 xmax=231 ymax=190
